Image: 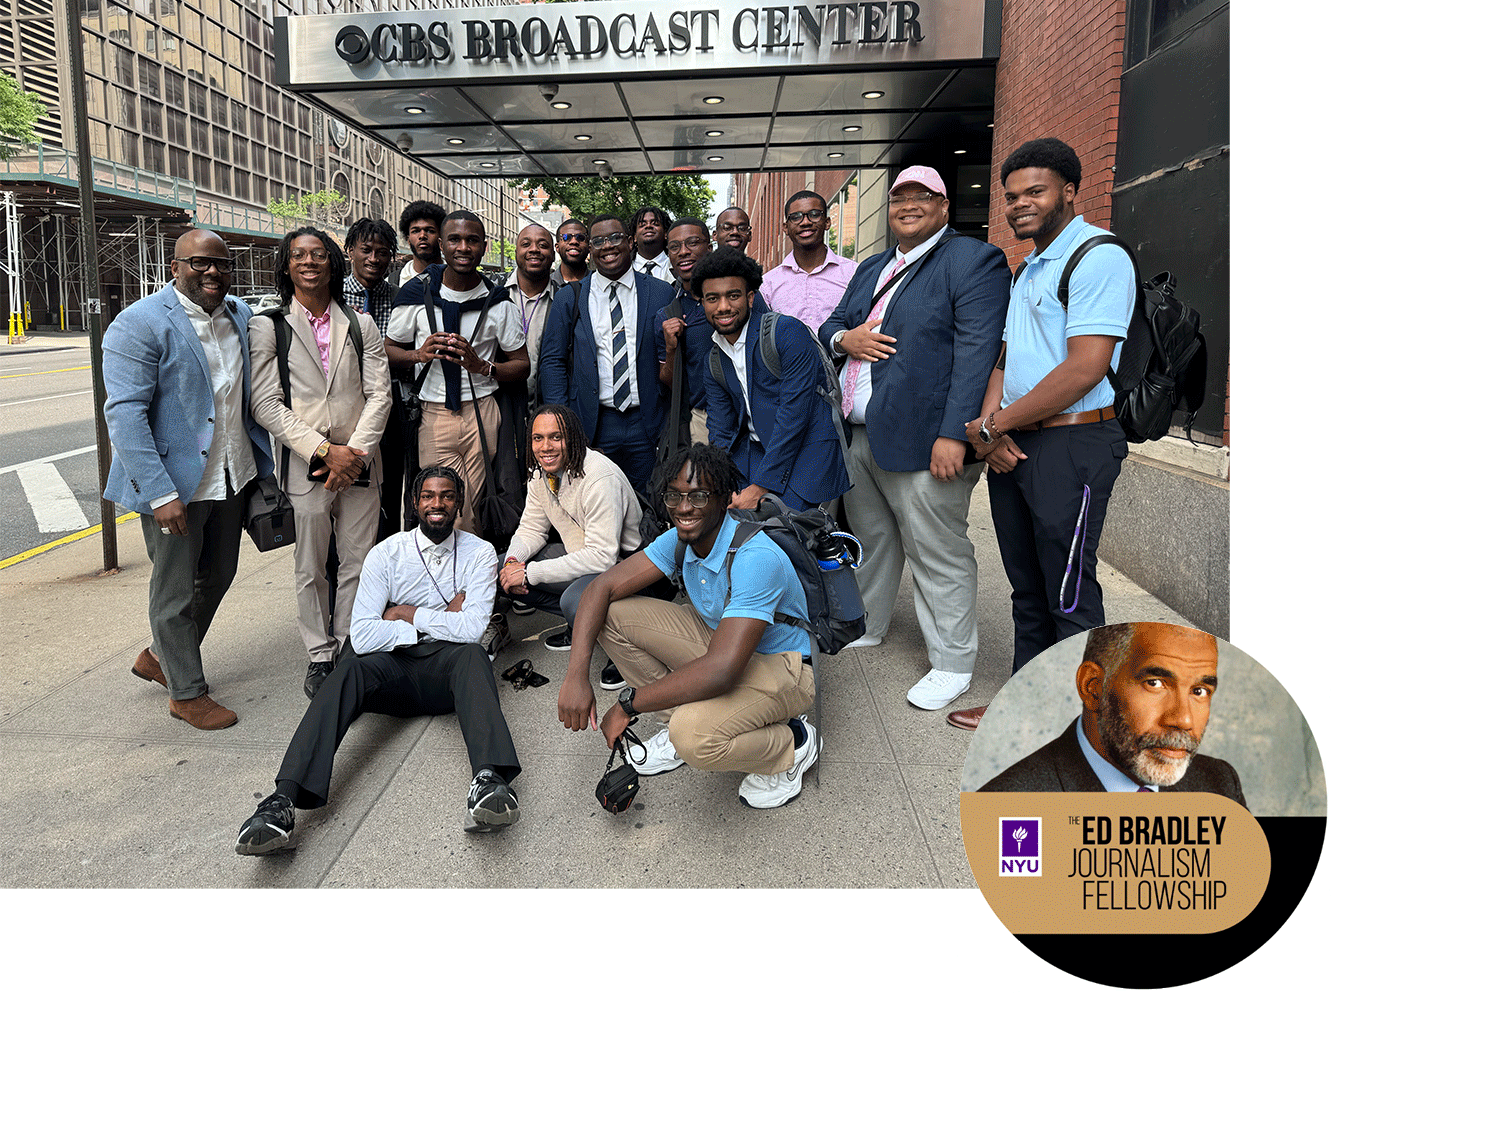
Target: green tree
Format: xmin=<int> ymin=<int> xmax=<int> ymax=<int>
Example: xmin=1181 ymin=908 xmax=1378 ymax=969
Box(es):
xmin=267 ymin=189 xmax=347 ymax=227
xmin=0 ymin=72 xmax=43 ymax=161
xmin=519 ymin=173 xmax=717 ymax=223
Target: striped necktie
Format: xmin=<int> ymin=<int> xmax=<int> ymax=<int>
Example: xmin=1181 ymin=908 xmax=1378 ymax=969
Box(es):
xmin=842 ymin=253 xmax=905 ymax=417
xmin=609 ymin=281 xmax=631 ymax=410
xmin=641 ymin=261 xmax=656 ymax=276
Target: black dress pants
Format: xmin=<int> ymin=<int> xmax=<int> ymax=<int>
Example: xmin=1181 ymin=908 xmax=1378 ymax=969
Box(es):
xmin=276 ymin=640 xmax=521 ymax=809
xmin=987 ymin=419 xmax=1127 ymax=674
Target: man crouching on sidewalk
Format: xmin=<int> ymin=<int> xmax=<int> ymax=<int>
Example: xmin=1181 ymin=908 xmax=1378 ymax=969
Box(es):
xmin=557 ymin=443 xmax=818 ymax=808
xmin=234 ymin=466 xmax=522 ymax=854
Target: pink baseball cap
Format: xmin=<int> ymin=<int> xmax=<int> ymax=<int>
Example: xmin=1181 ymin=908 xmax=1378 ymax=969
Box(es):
xmin=891 ymin=165 xmax=946 ymax=197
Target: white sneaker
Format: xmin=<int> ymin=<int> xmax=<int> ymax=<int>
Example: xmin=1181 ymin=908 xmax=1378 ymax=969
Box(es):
xmin=844 ymin=634 xmax=883 ymax=649
xmin=627 ymin=728 xmax=684 ymax=776
xmin=739 ymin=720 xmax=819 ymax=809
xmin=906 ymin=669 xmax=972 ymax=710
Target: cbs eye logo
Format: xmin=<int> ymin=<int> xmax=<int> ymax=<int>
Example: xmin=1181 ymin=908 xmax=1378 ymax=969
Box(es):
xmin=335 ymin=25 xmax=370 ymax=64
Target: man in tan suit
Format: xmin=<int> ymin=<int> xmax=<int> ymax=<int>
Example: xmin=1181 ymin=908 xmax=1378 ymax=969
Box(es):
xmin=250 ymin=226 xmax=391 ymax=699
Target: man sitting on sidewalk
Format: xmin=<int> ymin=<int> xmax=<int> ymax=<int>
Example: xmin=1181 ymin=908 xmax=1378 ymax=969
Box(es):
xmin=234 ymin=466 xmax=522 ymax=854
xmin=557 ymin=443 xmax=818 ymax=809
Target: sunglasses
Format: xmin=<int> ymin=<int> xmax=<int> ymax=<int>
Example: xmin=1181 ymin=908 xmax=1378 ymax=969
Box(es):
xmin=589 ymin=232 xmax=629 ymax=248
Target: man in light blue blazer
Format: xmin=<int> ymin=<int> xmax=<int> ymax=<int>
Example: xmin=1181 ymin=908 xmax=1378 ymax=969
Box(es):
xmin=536 ymin=214 xmax=676 ymax=493
xmin=696 ymin=247 xmax=849 ymax=511
xmin=103 ymin=229 xmax=275 ymax=730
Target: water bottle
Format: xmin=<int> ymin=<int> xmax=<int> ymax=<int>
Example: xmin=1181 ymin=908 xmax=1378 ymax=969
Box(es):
xmin=812 ymin=526 xmax=843 ymax=571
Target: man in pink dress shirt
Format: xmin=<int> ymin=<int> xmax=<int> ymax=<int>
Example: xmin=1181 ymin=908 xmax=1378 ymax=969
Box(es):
xmin=758 ymin=190 xmax=856 ymax=333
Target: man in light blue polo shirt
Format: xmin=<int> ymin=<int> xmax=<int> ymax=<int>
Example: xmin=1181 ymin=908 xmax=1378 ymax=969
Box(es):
xmin=954 ymin=138 xmax=1135 ymax=730
xmin=557 ymin=443 xmax=819 ymax=809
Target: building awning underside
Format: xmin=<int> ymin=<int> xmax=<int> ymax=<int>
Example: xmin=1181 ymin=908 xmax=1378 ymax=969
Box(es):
xmin=277 ymin=3 xmax=1002 ymax=178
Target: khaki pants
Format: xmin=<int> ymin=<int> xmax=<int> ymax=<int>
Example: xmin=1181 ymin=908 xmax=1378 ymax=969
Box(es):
xmin=600 ymin=597 xmax=814 ymax=775
xmin=417 ymin=395 xmax=501 ymax=540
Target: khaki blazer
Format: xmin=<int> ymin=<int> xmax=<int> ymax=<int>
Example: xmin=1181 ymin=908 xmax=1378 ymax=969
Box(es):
xmin=248 ymin=299 xmax=392 ymax=497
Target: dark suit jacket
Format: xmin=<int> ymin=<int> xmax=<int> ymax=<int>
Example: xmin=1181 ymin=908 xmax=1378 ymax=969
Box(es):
xmin=652 ymin=289 xmax=772 ymax=413
xmin=978 ymin=723 xmax=1248 ymax=808
xmin=102 ymin=284 xmax=275 ymax=514
xmin=819 ymin=230 xmax=1008 ymax=473
xmin=705 ymin=312 xmax=850 ymax=508
xmin=537 ymin=270 xmax=676 ymax=444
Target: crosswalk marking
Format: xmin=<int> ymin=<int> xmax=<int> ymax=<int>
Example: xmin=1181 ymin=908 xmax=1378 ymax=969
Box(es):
xmin=16 ymin=461 xmax=90 ymax=532
xmin=0 ymin=443 xmax=97 ymax=477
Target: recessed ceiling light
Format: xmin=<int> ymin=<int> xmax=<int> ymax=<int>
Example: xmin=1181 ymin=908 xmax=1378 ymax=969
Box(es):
xmin=971 ymin=183 xmax=981 ymax=188
xmin=707 ymin=155 xmax=723 ymax=162
xmin=592 ymin=159 xmax=608 ymax=165
xmin=702 ymin=95 xmax=724 ymax=105
xmin=841 ymin=125 xmax=861 ymax=132
xmin=954 ymin=148 xmax=966 ymax=154
xmin=479 ymin=162 xmax=497 ymax=168
xmin=827 ymin=151 xmax=844 ymax=158
xmin=988 ymin=122 xmax=994 ymax=128
xmin=446 ymin=138 xmax=464 ymax=146
xmin=404 ymin=106 xmax=425 ymax=115
xmin=574 ymin=133 xmax=592 ymax=141
xmin=551 ymin=101 xmax=572 ymax=110
xmin=862 ymin=90 xmax=884 ymax=100
xmin=705 ymin=129 xmax=724 ymax=137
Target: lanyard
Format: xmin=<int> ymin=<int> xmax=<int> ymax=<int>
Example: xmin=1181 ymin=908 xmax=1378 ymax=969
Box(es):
xmin=413 ymin=528 xmax=459 ymax=603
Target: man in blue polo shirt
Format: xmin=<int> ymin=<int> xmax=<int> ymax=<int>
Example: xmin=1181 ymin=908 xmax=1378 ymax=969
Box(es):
xmin=952 ymin=137 xmax=1134 ymax=731
xmin=557 ymin=442 xmax=818 ymax=809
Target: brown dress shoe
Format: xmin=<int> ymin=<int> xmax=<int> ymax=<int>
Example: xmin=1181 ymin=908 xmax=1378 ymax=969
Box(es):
xmin=946 ymin=705 xmax=987 ymax=732
xmin=132 ymin=648 xmax=167 ymax=689
xmin=169 ymin=693 xmax=238 ymax=730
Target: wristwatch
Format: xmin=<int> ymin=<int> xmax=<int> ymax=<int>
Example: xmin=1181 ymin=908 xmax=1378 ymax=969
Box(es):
xmin=830 ymin=329 xmax=848 ymax=355
xmin=978 ymin=413 xmax=1002 ymax=444
xmin=617 ymin=686 xmax=639 ymax=718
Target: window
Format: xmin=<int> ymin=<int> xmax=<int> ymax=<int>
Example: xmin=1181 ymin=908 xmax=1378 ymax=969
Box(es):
xmin=170 ymin=146 xmax=190 ymax=179
xmin=115 ymin=87 xmax=136 ymax=128
xmin=1127 ymin=0 xmax=1226 ymax=65
xmin=193 ymin=152 xmax=211 ymax=187
xmin=211 ymin=90 xmax=227 ymax=125
xmin=140 ymin=98 xmax=162 ymax=137
xmin=166 ymin=107 xmax=186 ymax=145
xmin=232 ymin=133 xmax=247 ymax=165
xmin=138 ymin=57 xmax=159 ymax=97
xmin=164 ymin=69 xmax=183 ymax=107
xmin=191 ymin=117 xmax=209 ymax=152
xmin=212 ymin=126 xmax=229 ymax=161
xmin=188 ymin=80 xmax=206 ymax=116
xmin=144 ymin=138 xmax=166 ymax=173
xmin=113 ymin=47 xmax=134 ymax=87
xmin=230 ymin=101 xmax=245 ymax=132
xmin=118 ymin=130 xmax=139 ymax=167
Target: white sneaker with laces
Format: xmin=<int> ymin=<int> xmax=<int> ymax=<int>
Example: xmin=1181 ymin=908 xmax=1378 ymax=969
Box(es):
xmin=628 ymin=728 xmax=684 ymax=776
xmin=906 ymin=669 xmax=971 ymax=710
xmin=739 ymin=720 xmax=819 ymax=809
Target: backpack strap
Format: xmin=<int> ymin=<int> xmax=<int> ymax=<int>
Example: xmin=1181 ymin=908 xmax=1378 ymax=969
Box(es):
xmin=1057 ymin=233 xmax=1140 ymax=309
xmin=258 ymin=306 xmax=295 ymax=491
xmin=333 ymin=297 xmax=364 ymax=376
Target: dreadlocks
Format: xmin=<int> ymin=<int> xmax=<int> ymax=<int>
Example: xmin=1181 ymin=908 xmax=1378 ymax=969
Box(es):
xmin=527 ymin=404 xmax=588 ymax=481
xmin=411 ymin=464 xmax=464 ymax=512
xmin=660 ymin=442 xmax=742 ymax=500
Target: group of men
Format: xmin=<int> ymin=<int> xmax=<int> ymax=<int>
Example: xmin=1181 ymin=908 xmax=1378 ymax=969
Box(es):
xmin=102 ymin=134 xmax=1164 ymax=853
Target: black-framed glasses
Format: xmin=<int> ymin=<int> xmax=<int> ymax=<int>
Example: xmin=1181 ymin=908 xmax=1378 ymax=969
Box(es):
xmin=662 ymin=489 xmax=714 ymax=509
xmin=786 ymin=208 xmax=827 ymax=224
xmin=716 ymin=222 xmax=750 ymax=234
xmin=888 ymin=191 xmax=941 ymax=205
xmin=666 ymin=236 xmax=709 ymax=253
xmin=289 ymin=248 xmax=330 ymax=263
xmin=175 ymin=255 xmax=233 ymax=273
xmin=589 ymin=232 xmax=629 ymax=248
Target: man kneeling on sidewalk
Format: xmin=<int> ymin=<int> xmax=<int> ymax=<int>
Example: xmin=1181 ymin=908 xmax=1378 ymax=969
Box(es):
xmin=235 ymin=466 xmax=522 ymax=854
xmin=558 ymin=443 xmax=818 ymax=809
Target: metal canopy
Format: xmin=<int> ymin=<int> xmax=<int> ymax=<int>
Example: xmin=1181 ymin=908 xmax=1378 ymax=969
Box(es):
xmin=276 ymin=1 xmax=1002 ymax=177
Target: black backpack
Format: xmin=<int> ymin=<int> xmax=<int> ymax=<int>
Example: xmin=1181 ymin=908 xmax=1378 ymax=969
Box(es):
xmin=1032 ymin=234 xmax=1208 ymax=443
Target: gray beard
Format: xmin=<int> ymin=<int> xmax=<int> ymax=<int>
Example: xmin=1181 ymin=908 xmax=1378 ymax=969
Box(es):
xmin=1099 ymin=691 xmax=1201 ymax=788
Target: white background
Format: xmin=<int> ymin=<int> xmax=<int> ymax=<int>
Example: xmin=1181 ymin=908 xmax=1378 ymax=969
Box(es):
xmin=5 ymin=5 xmax=1488 ymax=1118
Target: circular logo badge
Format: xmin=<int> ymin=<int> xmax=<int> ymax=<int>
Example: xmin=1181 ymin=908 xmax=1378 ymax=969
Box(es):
xmin=959 ymin=622 xmax=1326 ymax=988
xmin=335 ymin=25 xmax=371 ymax=65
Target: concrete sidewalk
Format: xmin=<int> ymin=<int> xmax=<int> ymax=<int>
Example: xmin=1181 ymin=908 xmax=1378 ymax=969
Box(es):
xmin=0 ymin=488 xmax=1192 ymax=889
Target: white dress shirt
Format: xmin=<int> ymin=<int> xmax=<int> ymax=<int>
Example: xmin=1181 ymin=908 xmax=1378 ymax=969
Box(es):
xmin=349 ymin=527 xmax=499 ymax=654
xmin=165 ymin=292 xmax=257 ymax=507
xmin=385 ymin=282 xmax=526 ymax=404
xmin=633 ymin=250 xmax=670 ymax=279
xmin=712 ymin=328 xmax=761 ymax=444
xmin=588 ymin=269 xmax=639 ymax=407
xmin=847 ymin=223 xmax=949 ymax=424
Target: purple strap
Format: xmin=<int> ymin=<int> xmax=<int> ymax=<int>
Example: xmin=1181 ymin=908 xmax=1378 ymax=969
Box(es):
xmin=1057 ymin=484 xmax=1091 ymax=614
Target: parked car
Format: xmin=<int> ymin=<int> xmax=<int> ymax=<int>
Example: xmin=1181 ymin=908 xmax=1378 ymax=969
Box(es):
xmin=245 ymin=292 xmax=282 ymax=313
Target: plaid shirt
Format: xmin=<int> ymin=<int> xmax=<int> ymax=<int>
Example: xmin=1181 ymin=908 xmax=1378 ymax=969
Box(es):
xmin=343 ymin=274 xmax=395 ymax=336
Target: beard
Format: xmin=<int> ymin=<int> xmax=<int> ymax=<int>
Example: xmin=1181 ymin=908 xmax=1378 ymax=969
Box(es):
xmin=418 ymin=510 xmax=457 ymax=544
xmin=1098 ymin=689 xmax=1201 ymax=788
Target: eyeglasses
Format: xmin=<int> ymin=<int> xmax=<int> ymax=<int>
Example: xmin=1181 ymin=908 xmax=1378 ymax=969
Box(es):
xmin=666 ymin=236 xmax=709 ymax=253
xmin=558 ymin=232 xmax=587 ymax=243
xmin=662 ymin=489 xmax=715 ymax=509
xmin=716 ymin=223 xmax=750 ymax=234
xmin=888 ymin=191 xmax=941 ymax=205
xmin=175 ymin=256 xmax=233 ymax=273
xmin=588 ymin=232 xmax=629 ymax=248
xmin=289 ymin=248 xmax=330 ymax=263
xmin=786 ymin=208 xmax=827 ymax=224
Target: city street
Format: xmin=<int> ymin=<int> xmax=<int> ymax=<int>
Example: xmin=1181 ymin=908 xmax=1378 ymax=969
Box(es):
xmin=0 ymin=334 xmax=105 ymax=564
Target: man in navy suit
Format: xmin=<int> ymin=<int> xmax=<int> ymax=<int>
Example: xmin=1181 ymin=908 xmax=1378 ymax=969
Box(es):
xmin=695 ymin=247 xmax=849 ymax=511
xmin=537 ymin=214 xmax=676 ymax=493
xmin=103 ymin=228 xmax=276 ymax=730
xmin=820 ymin=167 xmax=1008 ymax=712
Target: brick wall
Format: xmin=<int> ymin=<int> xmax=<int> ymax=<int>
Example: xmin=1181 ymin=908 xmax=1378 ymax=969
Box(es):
xmin=988 ymin=0 xmax=1127 ymax=257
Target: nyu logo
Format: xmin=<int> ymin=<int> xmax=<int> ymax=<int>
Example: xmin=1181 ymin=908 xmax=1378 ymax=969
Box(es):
xmin=999 ymin=817 xmax=1042 ymax=877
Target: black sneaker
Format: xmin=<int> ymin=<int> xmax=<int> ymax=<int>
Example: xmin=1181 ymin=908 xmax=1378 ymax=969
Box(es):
xmin=235 ymin=793 xmax=295 ymax=855
xmin=598 ymin=660 xmax=626 ymax=691
xmin=480 ymin=613 xmax=511 ymax=656
xmin=303 ymin=660 xmax=336 ymax=700
xmin=543 ymin=627 xmax=572 ymax=652
xmin=465 ymin=769 xmax=519 ymax=832
xmin=511 ymin=601 xmax=536 ymax=617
